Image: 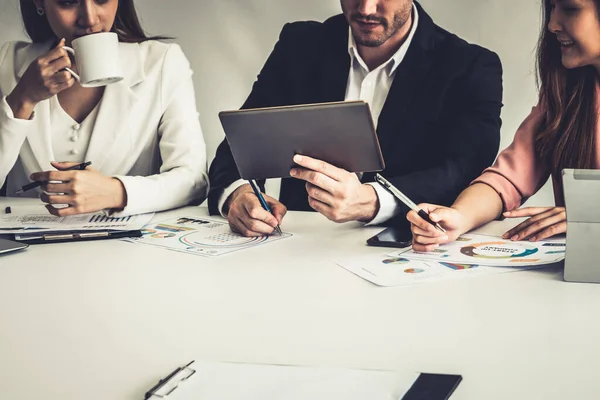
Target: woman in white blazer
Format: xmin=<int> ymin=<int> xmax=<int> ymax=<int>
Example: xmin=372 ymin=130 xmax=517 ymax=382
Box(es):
xmin=0 ymin=0 xmax=209 ymax=216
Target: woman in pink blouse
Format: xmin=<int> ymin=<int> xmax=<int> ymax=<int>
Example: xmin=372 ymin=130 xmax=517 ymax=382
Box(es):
xmin=409 ymin=0 xmax=600 ymax=251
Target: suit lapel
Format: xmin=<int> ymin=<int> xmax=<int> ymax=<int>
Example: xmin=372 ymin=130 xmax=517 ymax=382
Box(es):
xmin=363 ymin=2 xmax=437 ymax=183
xmin=319 ymin=16 xmax=351 ymax=102
xmin=376 ymin=2 xmax=436 ymax=133
xmin=84 ymin=43 xmax=144 ymax=171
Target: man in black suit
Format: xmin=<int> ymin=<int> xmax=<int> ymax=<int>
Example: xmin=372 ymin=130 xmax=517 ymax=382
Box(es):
xmin=208 ymin=0 xmax=502 ymax=236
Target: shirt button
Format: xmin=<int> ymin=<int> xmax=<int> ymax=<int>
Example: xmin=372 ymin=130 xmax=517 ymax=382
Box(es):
xmin=70 ymin=135 xmax=77 ymax=142
xmin=72 ymin=124 xmax=80 ymax=130
xmin=70 ymin=149 xmax=79 ymax=155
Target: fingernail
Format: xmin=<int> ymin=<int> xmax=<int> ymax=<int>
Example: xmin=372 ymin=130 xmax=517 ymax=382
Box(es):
xmin=290 ymin=169 xmax=297 ymax=176
xmin=529 ymin=237 xmax=536 ymax=242
xmin=511 ymin=235 xmax=518 ymax=241
xmin=293 ymin=155 xmax=302 ymax=162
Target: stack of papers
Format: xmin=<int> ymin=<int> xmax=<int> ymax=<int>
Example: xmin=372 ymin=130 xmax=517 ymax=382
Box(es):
xmin=0 ymin=212 xmax=154 ymax=234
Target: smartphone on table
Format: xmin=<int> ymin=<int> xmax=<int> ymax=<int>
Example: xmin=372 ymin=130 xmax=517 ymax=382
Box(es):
xmin=366 ymin=226 xmax=412 ymax=248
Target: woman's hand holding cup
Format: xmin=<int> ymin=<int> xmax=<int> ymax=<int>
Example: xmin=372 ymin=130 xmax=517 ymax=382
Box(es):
xmin=6 ymin=39 xmax=75 ymax=119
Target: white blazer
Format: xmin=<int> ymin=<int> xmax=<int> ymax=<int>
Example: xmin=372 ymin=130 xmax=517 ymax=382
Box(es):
xmin=0 ymin=40 xmax=209 ymax=216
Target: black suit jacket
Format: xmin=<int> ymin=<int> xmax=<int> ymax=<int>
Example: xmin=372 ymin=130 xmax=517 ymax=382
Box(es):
xmin=208 ymin=2 xmax=503 ymax=230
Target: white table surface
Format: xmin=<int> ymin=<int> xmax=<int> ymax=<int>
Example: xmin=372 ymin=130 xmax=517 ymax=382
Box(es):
xmin=0 ymin=198 xmax=599 ymax=400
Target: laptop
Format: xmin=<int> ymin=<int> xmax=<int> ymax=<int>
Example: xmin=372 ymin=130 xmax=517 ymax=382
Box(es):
xmin=562 ymin=169 xmax=600 ymax=283
xmin=0 ymin=238 xmax=29 ymax=255
xmin=219 ymin=101 xmax=385 ymax=180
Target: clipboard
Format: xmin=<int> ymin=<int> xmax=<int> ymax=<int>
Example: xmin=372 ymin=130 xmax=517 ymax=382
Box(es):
xmin=143 ymin=361 xmax=462 ymax=400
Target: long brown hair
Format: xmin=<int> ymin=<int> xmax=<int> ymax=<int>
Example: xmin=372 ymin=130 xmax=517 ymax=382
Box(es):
xmin=535 ymin=0 xmax=599 ymax=177
xmin=19 ymin=0 xmax=168 ymax=43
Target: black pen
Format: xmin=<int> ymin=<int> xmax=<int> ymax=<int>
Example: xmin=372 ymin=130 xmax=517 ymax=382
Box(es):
xmin=374 ymin=173 xmax=446 ymax=233
xmin=248 ymin=180 xmax=283 ymax=235
xmin=15 ymin=161 xmax=92 ymax=194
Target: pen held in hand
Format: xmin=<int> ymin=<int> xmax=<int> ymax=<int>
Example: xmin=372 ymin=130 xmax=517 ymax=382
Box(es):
xmin=248 ymin=179 xmax=283 ymax=235
xmin=374 ymin=173 xmax=447 ymax=234
xmin=15 ymin=161 xmax=92 ymax=194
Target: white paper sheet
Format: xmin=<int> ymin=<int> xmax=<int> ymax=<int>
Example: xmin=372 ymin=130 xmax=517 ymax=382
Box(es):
xmin=149 ymin=361 xmax=419 ymax=400
xmin=0 ymin=212 xmax=154 ymax=233
xmin=336 ymin=252 xmax=550 ymax=287
xmin=394 ymin=233 xmax=565 ymax=266
xmin=122 ymin=216 xmax=292 ymax=257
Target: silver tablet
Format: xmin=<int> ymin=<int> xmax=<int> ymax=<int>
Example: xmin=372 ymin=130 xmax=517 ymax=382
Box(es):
xmin=0 ymin=238 xmax=28 ymax=255
xmin=219 ymin=101 xmax=385 ymax=180
xmin=562 ymin=169 xmax=600 ymax=283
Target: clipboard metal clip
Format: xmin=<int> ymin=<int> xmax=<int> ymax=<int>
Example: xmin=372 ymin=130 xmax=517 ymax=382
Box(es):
xmin=145 ymin=360 xmax=196 ymax=399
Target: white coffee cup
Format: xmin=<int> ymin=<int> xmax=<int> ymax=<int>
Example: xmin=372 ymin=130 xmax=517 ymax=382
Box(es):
xmin=63 ymin=32 xmax=123 ymax=87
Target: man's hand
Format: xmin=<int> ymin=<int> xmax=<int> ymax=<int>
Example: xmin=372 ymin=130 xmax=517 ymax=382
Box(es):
xmin=290 ymin=154 xmax=379 ymax=223
xmin=225 ymin=184 xmax=287 ymax=237
xmin=30 ymin=162 xmax=127 ymax=216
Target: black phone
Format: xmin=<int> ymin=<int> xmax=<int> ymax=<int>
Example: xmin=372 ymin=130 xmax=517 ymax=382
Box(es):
xmin=366 ymin=226 xmax=412 ymax=248
xmin=402 ymin=373 xmax=463 ymax=400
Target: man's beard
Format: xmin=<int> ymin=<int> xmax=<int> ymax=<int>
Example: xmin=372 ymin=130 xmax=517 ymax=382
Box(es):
xmin=350 ymin=7 xmax=412 ymax=47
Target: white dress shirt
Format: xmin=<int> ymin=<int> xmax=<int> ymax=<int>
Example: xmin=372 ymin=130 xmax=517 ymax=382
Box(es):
xmin=0 ymin=40 xmax=209 ymax=216
xmin=219 ymin=4 xmax=418 ymax=224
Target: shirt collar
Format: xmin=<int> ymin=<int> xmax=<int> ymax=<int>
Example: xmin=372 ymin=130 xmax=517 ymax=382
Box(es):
xmin=347 ymin=2 xmax=419 ymax=75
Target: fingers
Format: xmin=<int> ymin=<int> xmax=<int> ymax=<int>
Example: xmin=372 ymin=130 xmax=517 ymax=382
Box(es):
xmin=42 ymin=181 xmax=71 ymax=194
xmin=269 ymin=201 xmax=287 ymax=224
xmin=40 ymin=193 xmax=71 ymax=205
xmin=305 ymin=182 xmax=335 ymax=206
xmin=503 ymin=208 xmax=566 ymax=241
xmin=528 ymin=221 xmax=567 ymax=241
xmin=51 ymin=161 xmax=88 ymax=171
xmin=30 ymin=170 xmax=77 ymax=182
xmin=290 ymin=167 xmax=338 ymax=195
xmin=503 ymin=206 xmax=553 ymax=218
xmin=229 ymin=215 xmax=273 ymax=237
xmin=292 ymin=154 xmax=345 ymax=182
xmin=227 ymin=194 xmax=278 ymax=237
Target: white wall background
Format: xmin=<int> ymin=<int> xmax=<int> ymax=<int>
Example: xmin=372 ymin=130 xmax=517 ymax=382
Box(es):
xmin=0 ymin=0 xmax=552 ymax=205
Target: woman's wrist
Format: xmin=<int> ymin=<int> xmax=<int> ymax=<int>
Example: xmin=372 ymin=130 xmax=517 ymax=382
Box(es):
xmin=6 ymin=89 xmax=36 ymax=120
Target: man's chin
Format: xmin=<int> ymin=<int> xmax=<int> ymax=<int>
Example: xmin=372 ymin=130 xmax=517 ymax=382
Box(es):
xmin=353 ymin=34 xmax=386 ymax=47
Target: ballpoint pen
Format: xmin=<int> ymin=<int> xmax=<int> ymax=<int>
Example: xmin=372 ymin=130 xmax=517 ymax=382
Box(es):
xmin=248 ymin=179 xmax=283 ymax=235
xmin=15 ymin=161 xmax=92 ymax=194
xmin=374 ymin=173 xmax=447 ymax=234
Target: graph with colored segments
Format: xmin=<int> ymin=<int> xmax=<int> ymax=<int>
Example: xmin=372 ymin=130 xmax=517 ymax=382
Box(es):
xmin=394 ymin=233 xmax=565 ymax=267
xmin=122 ymin=216 xmax=291 ymax=257
xmin=336 ymin=252 xmax=545 ymax=288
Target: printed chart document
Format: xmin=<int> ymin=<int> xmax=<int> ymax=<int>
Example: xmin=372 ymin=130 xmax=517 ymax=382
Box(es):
xmin=396 ymin=233 xmax=565 ymax=266
xmin=336 ymin=252 xmax=549 ymax=287
xmin=0 ymin=211 xmax=154 ymax=233
xmin=123 ymin=216 xmax=292 ymax=257
xmin=336 ymin=233 xmax=565 ymax=287
xmin=146 ymin=361 xmax=419 ymax=400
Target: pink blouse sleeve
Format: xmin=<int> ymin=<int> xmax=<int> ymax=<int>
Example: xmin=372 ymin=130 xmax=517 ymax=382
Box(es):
xmin=472 ymin=105 xmax=551 ymax=211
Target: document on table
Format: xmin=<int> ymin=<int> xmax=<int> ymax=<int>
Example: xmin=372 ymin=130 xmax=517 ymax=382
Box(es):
xmin=395 ymin=233 xmax=565 ymax=266
xmin=146 ymin=361 xmax=419 ymax=400
xmin=122 ymin=216 xmax=292 ymax=257
xmin=0 ymin=211 xmax=154 ymax=233
xmin=336 ymin=251 xmax=549 ymax=287
xmin=336 ymin=233 xmax=565 ymax=287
